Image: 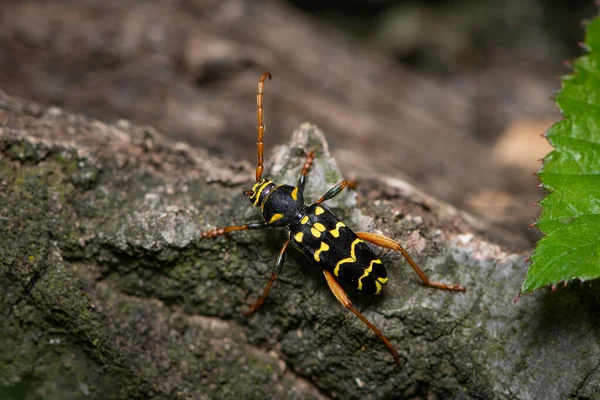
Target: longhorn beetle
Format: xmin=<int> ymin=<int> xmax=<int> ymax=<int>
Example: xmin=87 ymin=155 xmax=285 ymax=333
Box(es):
xmin=202 ymin=72 xmax=466 ymax=365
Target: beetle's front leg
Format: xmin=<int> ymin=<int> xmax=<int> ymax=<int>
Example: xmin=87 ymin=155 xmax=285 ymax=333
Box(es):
xmin=201 ymin=220 xmax=267 ymax=239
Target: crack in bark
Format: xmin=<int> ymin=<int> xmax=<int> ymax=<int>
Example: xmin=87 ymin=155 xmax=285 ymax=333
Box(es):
xmin=574 ymin=355 xmax=600 ymax=397
xmin=104 ymin=286 xmax=330 ymax=399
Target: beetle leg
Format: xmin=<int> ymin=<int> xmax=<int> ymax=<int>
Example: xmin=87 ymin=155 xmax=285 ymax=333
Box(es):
xmin=315 ymin=180 xmax=349 ymax=204
xmin=297 ymin=149 xmax=316 ymax=192
xmin=323 ymin=270 xmax=400 ymax=365
xmin=201 ymin=220 xmax=267 ymax=239
xmin=245 ymin=240 xmax=291 ymax=316
xmin=355 ymin=232 xmax=466 ymax=292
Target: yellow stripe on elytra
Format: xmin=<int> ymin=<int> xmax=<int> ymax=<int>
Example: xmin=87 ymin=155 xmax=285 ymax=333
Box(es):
xmin=329 ymin=222 xmax=345 ymax=238
xmin=357 ymin=259 xmax=382 ymax=291
xmin=315 ymin=206 xmax=324 ymax=215
xmin=253 ymin=180 xmax=271 ymax=206
xmin=313 ymin=242 xmax=330 ymax=262
xmin=268 ymin=213 xmax=284 ymax=223
xmin=333 ymin=238 xmax=363 ymax=276
xmin=310 ymin=227 xmax=321 ymax=238
xmin=314 ymin=223 xmax=326 ymax=232
xmin=294 ymin=232 xmax=304 ymax=242
xmin=374 ymin=281 xmax=383 ymax=295
xmin=291 ymin=187 xmax=298 ymax=201
xmin=301 ymin=215 xmax=309 ymax=224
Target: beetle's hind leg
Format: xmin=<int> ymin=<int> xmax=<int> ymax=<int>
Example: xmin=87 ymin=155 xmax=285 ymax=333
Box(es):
xmin=323 ymin=270 xmax=400 ymax=365
xmin=355 ymin=232 xmax=466 ymax=292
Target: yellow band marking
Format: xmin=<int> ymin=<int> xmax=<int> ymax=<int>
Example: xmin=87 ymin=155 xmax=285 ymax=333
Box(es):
xmin=357 ymin=259 xmax=382 ymax=291
xmin=294 ymin=232 xmax=304 ymax=242
xmin=313 ymin=242 xmax=330 ymax=262
xmin=314 ymin=222 xmax=326 ymax=232
xmin=301 ymin=215 xmax=309 ymax=224
xmin=253 ymin=180 xmax=271 ymax=206
xmin=291 ymin=187 xmax=298 ymax=201
xmin=310 ymin=227 xmax=321 ymax=238
xmin=269 ymin=213 xmax=284 ymax=224
xmin=374 ymin=281 xmax=383 ymax=295
xmin=329 ymin=222 xmax=345 ymax=238
xmin=377 ymin=276 xmax=388 ymax=285
xmin=333 ymin=238 xmax=363 ymax=276
xmin=249 ymin=181 xmax=260 ymax=202
xmin=315 ymin=206 xmax=324 ymax=215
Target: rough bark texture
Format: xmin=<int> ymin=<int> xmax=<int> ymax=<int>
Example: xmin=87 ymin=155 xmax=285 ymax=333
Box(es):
xmin=2 ymin=93 xmax=599 ymax=399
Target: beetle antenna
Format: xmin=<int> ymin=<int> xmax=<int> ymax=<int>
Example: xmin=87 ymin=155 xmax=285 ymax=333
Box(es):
xmin=255 ymin=72 xmax=272 ymax=182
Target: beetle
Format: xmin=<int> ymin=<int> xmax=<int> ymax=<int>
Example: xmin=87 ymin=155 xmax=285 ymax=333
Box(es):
xmin=202 ymin=72 xmax=466 ymax=364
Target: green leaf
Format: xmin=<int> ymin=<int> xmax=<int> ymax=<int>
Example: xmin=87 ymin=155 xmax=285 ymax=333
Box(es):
xmin=521 ymin=17 xmax=600 ymax=295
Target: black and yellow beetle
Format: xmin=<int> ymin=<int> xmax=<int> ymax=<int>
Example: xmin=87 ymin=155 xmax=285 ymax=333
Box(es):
xmin=202 ymin=72 xmax=466 ymax=364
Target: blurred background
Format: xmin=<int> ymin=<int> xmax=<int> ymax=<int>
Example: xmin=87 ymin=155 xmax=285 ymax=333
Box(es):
xmin=0 ymin=0 xmax=596 ymax=250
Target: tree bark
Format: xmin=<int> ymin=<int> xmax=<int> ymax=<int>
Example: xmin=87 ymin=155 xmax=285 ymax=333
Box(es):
xmin=1 ymin=93 xmax=599 ymax=399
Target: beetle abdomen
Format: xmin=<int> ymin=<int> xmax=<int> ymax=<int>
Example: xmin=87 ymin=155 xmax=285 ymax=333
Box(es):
xmin=289 ymin=204 xmax=388 ymax=295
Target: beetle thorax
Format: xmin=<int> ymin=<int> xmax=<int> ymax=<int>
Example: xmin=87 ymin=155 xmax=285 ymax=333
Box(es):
xmin=262 ymin=184 xmax=305 ymax=227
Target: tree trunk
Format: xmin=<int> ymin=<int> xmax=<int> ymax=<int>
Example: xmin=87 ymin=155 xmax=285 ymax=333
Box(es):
xmin=1 ymin=93 xmax=599 ymax=399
